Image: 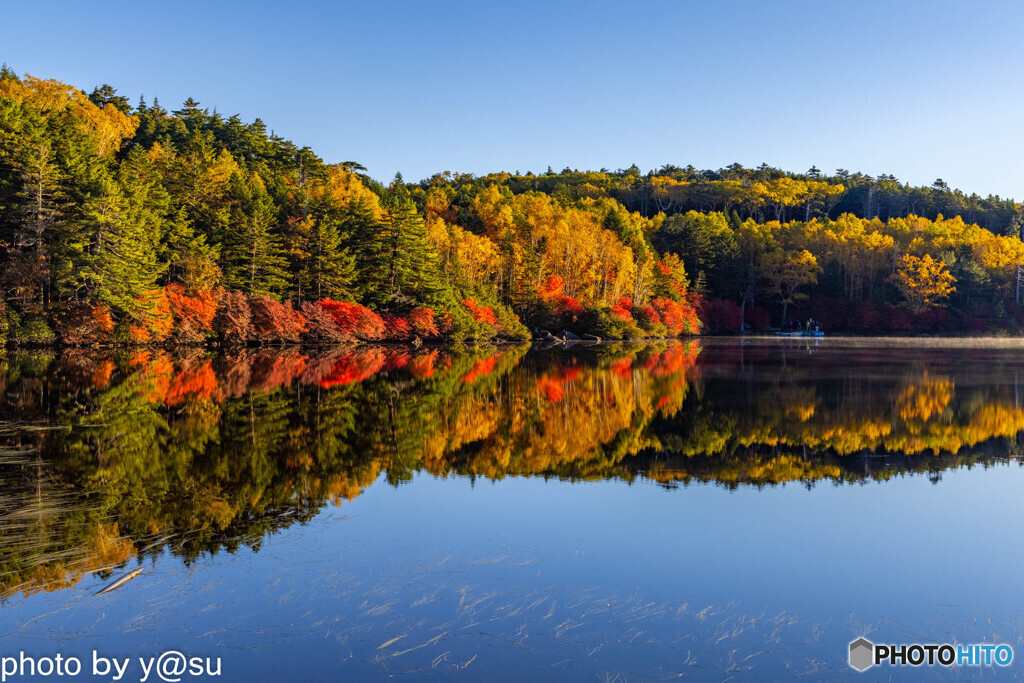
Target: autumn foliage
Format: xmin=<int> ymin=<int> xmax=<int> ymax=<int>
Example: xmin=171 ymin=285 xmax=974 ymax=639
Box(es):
xmin=610 ymin=296 xmax=634 ymax=323
xmin=382 ymin=314 xmax=412 ymax=340
xmin=55 ymin=302 xmax=115 ymax=345
xmin=461 ymin=299 xmax=498 ymax=326
xmin=249 ymin=296 xmax=307 ymax=343
xmin=408 ymin=307 xmax=439 ymax=337
xmin=652 ymin=297 xmax=701 ymax=335
xmin=300 ymin=301 xmax=351 ymax=343
xmin=318 ymin=299 xmax=386 ymax=340
xmin=213 ymin=288 xmax=252 ymax=344
xmin=129 ymin=290 xmax=174 ymax=343
xmin=165 ymin=284 xmax=216 ymax=344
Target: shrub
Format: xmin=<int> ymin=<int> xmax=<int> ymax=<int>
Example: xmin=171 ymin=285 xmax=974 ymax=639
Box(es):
xmin=408 ymin=307 xmax=439 ymax=338
xmin=249 ymin=296 xmax=307 ymax=343
xmin=461 ymin=298 xmax=498 ymax=325
xmin=382 ymin=314 xmax=412 ymax=340
xmin=494 ymin=302 xmax=531 ymax=340
xmin=610 ymin=296 xmax=634 ymax=323
xmin=652 ymin=296 xmax=701 ymax=335
xmin=318 ymin=299 xmax=386 ymax=340
xmin=165 ymin=284 xmax=216 ymax=344
xmin=54 ymin=302 xmax=114 ymax=345
xmin=300 ymin=301 xmax=349 ymax=343
xmin=698 ymin=299 xmax=743 ymax=335
xmin=214 ymin=288 xmax=252 ymax=344
xmin=12 ymin=314 xmax=57 ymax=345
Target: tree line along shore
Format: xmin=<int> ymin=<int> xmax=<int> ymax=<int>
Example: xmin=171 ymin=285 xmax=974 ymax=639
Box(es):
xmin=2 ymin=67 xmax=1022 ymax=347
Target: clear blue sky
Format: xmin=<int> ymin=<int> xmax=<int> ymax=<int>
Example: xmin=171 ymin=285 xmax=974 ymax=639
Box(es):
xmin=4 ymin=0 xmax=1023 ymax=198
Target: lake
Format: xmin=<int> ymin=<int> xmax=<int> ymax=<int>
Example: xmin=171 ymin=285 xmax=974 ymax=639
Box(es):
xmin=1 ymin=339 xmax=1023 ymax=681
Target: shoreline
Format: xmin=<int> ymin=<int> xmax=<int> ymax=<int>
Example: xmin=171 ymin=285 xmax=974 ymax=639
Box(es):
xmin=6 ymin=333 xmax=1024 ymax=353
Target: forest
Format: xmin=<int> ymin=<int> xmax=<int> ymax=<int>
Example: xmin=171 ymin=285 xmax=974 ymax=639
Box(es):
xmin=2 ymin=68 xmax=1024 ymax=343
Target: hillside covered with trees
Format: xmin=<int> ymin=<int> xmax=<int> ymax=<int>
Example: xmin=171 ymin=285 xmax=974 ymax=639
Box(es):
xmin=1 ymin=68 xmax=1023 ymax=344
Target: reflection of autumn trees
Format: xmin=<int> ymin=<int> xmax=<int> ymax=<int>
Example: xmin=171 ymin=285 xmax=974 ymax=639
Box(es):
xmin=0 ymin=344 xmax=702 ymax=596
xmin=3 ymin=342 xmax=1024 ymax=598
xmin=653 ymin=359 xmax=1024 ymax=458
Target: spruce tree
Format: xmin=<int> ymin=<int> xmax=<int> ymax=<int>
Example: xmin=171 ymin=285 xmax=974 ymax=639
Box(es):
xmin=342 ymin=194 xmax=388 ymax=305
xmin=221 ymin=172 xmax=288 ymax=297
xmin=84 ymin=170 xmax=166 ymax=318
xmin=304 ymin=216 xmax=355 ymax=300
xmin=378 ymin=175 xmax=443 ymax=307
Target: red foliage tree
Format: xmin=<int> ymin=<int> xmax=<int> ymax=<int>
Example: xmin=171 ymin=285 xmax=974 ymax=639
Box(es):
xmin=214 ymin=288 xmax=252 ymax=344
xmin=637 ymin=305 xmax=661 ymax=327
xmin=300 ymin=301 xmax=349 ymax=343
xmin=610 ymin=296 xmax=633 ymax=323
xmin=249 ymin=296 xmax=307 ymax=343
xmin=698 ymin=298 xmax=743 ymax=334
xmin=555 ymin=296 xmax=583 ymax=316
xmin=652 ymin=296 xmax=700 ymax=335
xmin=539 ymin=274 xmax=583 ymax=319
xmin=382 ymin=314 xmax=412 ymax=340
xmin=538 ymin=274 xmax=566 ymax=301
xmin=318 ymin=299 xmax=386 ymax=340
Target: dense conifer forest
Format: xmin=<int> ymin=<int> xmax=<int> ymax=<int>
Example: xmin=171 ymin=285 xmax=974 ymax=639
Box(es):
xmin=2 ymin=68 xmax=1023 ymax=344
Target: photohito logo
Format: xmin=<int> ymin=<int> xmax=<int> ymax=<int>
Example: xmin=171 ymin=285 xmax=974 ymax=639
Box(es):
xmin=849 ymin=637 xmax=1013 ymax=672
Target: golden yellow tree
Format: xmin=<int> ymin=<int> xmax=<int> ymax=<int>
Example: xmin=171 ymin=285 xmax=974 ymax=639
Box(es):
xmin=891 ymin=254 xmax=956 ymax=313
xmin=760 ymin=249 xmax=820 ymax=326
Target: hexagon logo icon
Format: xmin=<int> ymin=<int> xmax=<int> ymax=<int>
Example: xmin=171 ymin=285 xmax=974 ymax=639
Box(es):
xmin=849 ymin=637 xmax=874 ymax=672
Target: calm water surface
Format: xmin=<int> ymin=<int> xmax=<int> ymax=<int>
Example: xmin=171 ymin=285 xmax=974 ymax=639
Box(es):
xmin=2 ymin=339 xmax=1023 ymax=681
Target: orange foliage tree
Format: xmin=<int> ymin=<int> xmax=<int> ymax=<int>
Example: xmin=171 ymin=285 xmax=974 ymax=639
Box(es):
xmin=165 ymin=284 xmax=216 ymax=344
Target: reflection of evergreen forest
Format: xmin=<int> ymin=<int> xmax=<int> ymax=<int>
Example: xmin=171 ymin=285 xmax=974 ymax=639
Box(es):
xmin=2 ymin=341 xmax=1023 ymax=599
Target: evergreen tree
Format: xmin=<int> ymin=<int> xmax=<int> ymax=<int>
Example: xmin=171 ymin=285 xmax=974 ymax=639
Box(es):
xmin=377 ymin=175 xmax=443 ymax=307
xmin=342 ymin=194 xmax=388 ymax=304
xmin=83 ymin=170 xmax=166 ymax=318
xmin=221 ymin=172 xmax=288 ymax=297
xmin=302 ymin=216 xmax=355 ymax=300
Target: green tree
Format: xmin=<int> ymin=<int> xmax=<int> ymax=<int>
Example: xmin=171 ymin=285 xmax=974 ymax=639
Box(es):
xmin=221 ymin=172 xmax=288 ymax=297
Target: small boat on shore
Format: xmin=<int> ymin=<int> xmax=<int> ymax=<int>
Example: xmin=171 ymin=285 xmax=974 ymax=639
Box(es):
xmin=773 ymin=319 xmax=825 ymax=337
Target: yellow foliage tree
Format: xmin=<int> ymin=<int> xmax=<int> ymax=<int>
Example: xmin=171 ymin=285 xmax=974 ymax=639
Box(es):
xmin=760 ymin=248 xmax=821 ymax=326
xmin=891 ymin=254 xmax=956 ymax=313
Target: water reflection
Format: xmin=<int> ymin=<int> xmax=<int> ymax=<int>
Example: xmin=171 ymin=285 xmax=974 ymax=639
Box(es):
xmin=2 ymin=340 xmax=1024 ymax=601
